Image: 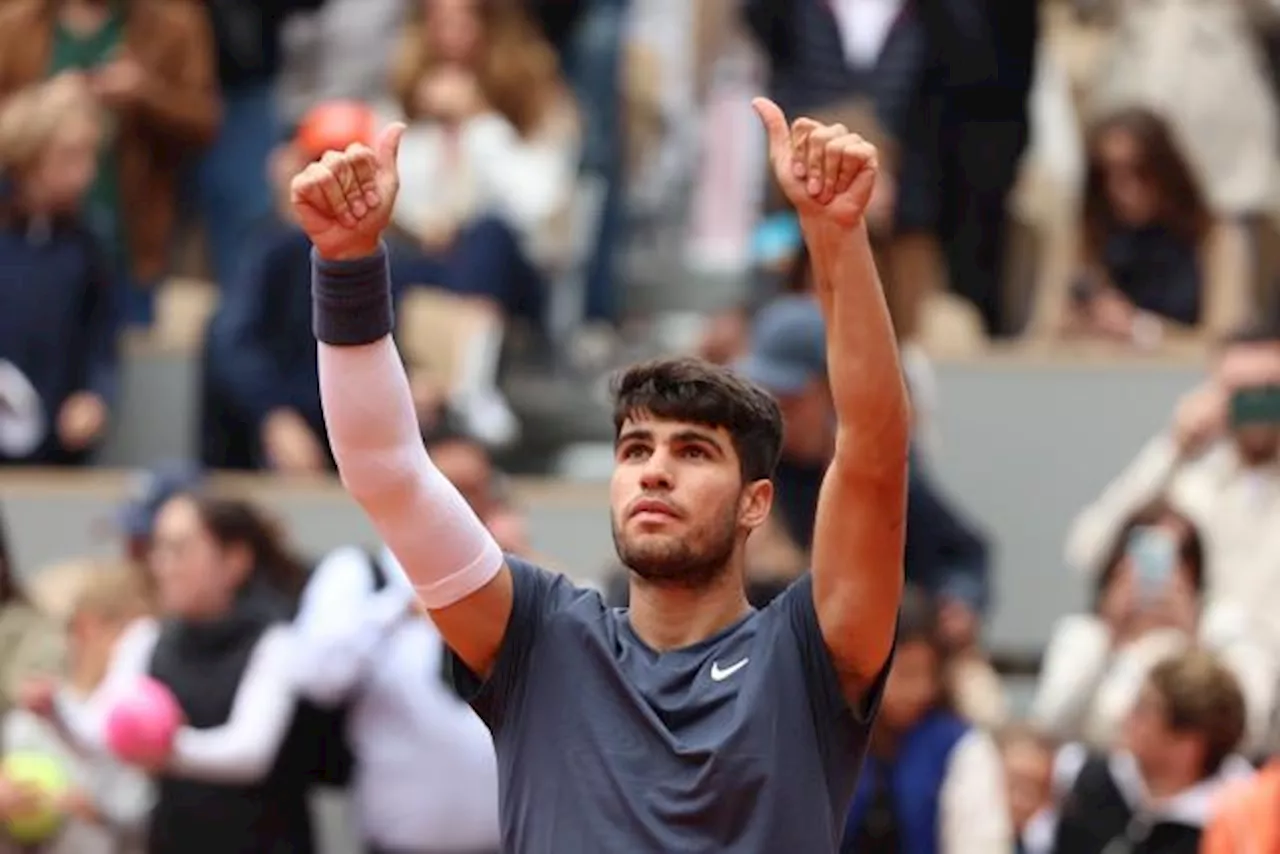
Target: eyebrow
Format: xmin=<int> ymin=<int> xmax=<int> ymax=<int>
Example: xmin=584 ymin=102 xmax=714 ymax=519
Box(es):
xmin=615 ymin=428 xmax=725 ymax=455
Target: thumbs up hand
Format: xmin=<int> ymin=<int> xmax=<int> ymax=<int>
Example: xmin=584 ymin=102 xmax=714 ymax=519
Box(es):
xmin=752 ymin=97 xmax=878 ymax=229
xmin=289 ymin=122 xmax=406 ymax=260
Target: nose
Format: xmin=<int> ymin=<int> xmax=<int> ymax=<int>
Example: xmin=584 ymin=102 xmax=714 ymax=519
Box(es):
xmin=638 ymin=449 xmax=674 ymax=492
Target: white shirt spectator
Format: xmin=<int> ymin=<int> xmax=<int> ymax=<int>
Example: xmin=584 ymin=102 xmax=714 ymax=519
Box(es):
xmin=2 ymin=706 xmax=151 ymax=854
xmin=293 ymin=546 xmax=500 ymax=853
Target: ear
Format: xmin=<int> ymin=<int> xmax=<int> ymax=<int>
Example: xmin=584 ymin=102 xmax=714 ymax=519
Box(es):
xmin=738 ymin=478 xmax=775 ymax=531
xmin=223 ymin=542 xmax=255 ymax=588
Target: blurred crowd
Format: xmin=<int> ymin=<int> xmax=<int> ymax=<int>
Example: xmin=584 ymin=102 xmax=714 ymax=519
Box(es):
xmin=4 ymin=0 xmax=1280 ymax=852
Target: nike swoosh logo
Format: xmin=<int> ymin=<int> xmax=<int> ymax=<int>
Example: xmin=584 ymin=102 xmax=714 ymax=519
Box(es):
xmin=710 ymin=658 xmax=750 ymax=681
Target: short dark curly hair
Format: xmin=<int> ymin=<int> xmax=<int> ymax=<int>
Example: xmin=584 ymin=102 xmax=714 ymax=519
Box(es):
xmin=611 ymin=357 xmax=784 ymax=483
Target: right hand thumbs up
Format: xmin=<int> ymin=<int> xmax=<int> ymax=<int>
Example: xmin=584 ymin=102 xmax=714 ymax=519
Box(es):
xmin=290 ymin=122 xmax=405 ymax=261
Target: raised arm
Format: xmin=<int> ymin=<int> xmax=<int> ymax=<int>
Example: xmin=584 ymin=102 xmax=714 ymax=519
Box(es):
xmin=292 ymin=124 xmax=514 ymax=678
xmin=755 ymin=99 xmax=909 ymax=696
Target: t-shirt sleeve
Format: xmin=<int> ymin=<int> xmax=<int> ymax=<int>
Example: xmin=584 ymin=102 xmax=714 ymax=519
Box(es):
xmin=447 ymin=556 xmax=581 ymax=729
xmin=774 ymin=574 xmax=893 ymax=743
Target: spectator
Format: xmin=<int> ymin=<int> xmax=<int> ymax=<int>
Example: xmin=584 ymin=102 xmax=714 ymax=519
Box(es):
xmin=927 ymin=0 xmax=1039 ymax=337
xmin=293 ymin=545 xmax=500 ymax=854
xmin=1201 ymin=755 xmax=1280 ymax=854
xmin=1050 ymin=649 xmax=1253 ymax=854
xmin=385 ymin=0 xmax=582 ymax=445
xmin=996 ymin=726 xmax=1056 ymax=854
xmin=744 ymin=0 xmax=937 ymax=344
xmin=1034 ymin=501 xmax=1276 ymax=754
xmin=195 ymin=0 xmax=324 ymax=294
xmin=544 ymin=0 xmax=628 ymax=331
xmin=4 ymin=563 xmax=152 ymax=854
xmin=1065 ymin=323 xmax=1280 ymax=669
xmin=1028 ymin=108 xmax=1249 ymax=345
xmin=0 ymin=0 xmax=219 ymax=326
xmin=201 ymin=101 xmax=383 ymax=474
xmin=0 ymin=76 xmax=118 ymax=466
xmin=1085 ymin=0 xmax=1280 ymax=219
xmin=840 ymin=586 xmax=1012 ymax=854
xmin=0 ymin=506 xmax=65 ymax=717
xmin=30 ymin=494 xmax=315 ymax=854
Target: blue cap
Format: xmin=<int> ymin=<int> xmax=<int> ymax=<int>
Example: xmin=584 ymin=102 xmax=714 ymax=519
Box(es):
xmin=117 ymin=460 xmax=205 ymax=538
xmin=735 ymin=295 xmax=826 ymax=395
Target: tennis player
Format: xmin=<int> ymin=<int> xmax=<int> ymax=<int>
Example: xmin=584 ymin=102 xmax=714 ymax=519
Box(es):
xmin=295 ymin=96 xmax=908 ymax=853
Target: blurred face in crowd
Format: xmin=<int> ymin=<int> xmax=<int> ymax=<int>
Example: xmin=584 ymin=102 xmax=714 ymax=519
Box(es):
xmin=611 ymin=416 xmax=770 ymax=588
xmin=24 ymin=110 xmax=100 ymax=214
xmin=68 ymin=607 xmax=130 ymax=691
xmin=430 ymin=437 xmax=497 ymax=518
xmin=1218 ymin=342 xmax=1280 ymax=463
xmin=149 ymin=496 xmax=252 ymax=620
xmin=1002 ymin=734 xmax=1054 ymax=833
xmin=424 ymin=0 xmax=485 ymax=64
xmin=1095 ymin=127 xmax=1158 ymax=227
xmin=1123 ymin=684 xmax=1202 ymax=784
xmin=775 ymin=381 xmax=834 ymax=464
xmin=876 ymin=638 xmax=941 ymax=733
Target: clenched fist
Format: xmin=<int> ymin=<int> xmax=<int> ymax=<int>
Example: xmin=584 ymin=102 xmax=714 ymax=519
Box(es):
xmin=289 ymin=122 xmax=406 ymax=260
xmin=753 ymin=97 xmax=878 ymax=229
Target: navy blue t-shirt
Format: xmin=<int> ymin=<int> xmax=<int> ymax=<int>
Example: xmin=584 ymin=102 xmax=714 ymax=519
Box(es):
xmin=450 ymin=557 xmax=889 ymax=853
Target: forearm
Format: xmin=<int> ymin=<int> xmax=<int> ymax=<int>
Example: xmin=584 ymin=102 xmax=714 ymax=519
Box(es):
xmin=802 ymin=217 xmax=909 ymax=464
xmin=313 ymin=246 xmax=503 ymax=606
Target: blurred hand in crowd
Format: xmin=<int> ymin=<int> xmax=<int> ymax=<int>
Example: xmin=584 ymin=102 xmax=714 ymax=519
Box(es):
xmin=0 ymin=775 xmax=44 ymax=821
xmin=17 ymin=677 xmax=58 ymax=719
xmin=1172 ymin=382 xmax=1227 ymax=459
xmin=262 ymin=409 xmax=327 ymax=474
xmin=59 ymin=787 xmax=101 ymax=824
xmin=56 ymin=392 xmax=107 ymax=451
xmin=89 ymin=52 xmax=146 ymax=107
xmin=1084 ymin=288 xmax=1137 ymax=341
xmin=414 ymin=66 xmax=486 ymax=125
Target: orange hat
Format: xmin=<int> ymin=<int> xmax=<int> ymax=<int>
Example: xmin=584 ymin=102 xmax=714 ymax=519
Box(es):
xmin=294 ymin=100 xmax=377 ymax=160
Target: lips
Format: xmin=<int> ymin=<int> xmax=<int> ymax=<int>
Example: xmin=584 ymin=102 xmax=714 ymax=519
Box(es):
xmin=629 ymin=498 xmax=680 ymax=520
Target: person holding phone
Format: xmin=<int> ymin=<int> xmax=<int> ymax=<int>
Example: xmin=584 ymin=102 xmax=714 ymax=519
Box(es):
xmin=1033 ymin=501 xmax=1275 ymax=754
xmin=1065 ymin=322 xmax=1280 ymax=712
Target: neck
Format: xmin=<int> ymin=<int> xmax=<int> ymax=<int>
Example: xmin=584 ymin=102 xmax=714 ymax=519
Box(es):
xmin=626 ymin=566 xmax=750 ymax=652
xmin=1142 ymin=761 xmax=1201 ymax=801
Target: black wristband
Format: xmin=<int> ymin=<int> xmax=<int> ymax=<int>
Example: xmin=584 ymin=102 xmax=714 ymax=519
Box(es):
xmin=311 ymin=242 xmax=395 ymax=346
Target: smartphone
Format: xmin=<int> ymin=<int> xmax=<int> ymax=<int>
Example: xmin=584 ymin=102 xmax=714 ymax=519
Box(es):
xmin=1229 ymin=385 xmax=1280 ymax=427
xmin=1126 ymin=526 xmax=1177 ymax=604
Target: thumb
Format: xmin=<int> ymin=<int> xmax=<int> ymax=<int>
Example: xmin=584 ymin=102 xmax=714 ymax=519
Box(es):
xmin=752 ymin=97 xmax=789 ymax=151
xmin=375 ymin=122 xmax=406 ymax=173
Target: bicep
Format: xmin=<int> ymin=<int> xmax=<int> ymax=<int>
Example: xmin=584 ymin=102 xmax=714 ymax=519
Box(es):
xmin=810 ymin=464 xmax=905 ymax=694
xmin=442 ymin=560 xmax=580 ymax=729
xmin=428 ymin=565 xmax=515 ymax=680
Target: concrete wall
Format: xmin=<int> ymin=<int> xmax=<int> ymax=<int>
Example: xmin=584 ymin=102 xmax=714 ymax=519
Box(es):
xmin=5 ymin=349 xmax=1208 ymax=651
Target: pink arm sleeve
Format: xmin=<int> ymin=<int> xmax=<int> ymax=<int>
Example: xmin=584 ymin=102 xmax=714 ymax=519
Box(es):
xmin=317 ymin=336 xmax=504 ymax=608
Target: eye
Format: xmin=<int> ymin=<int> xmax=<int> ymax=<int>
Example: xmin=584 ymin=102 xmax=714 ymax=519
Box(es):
xmin=681 ymin=445 xmax=709 ymax=460
xmin=620 ymin=443 xmax=649 ymax=461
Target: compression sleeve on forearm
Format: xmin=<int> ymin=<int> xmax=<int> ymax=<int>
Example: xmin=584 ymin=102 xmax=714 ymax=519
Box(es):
xmin=313 ymin=245 xmax=504 ymax=608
